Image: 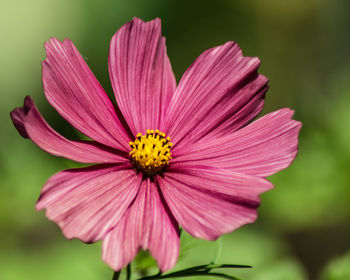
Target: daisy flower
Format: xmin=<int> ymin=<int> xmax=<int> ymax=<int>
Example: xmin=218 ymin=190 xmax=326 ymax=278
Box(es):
xmin=10 ymin=17 xmax=301 ymax=272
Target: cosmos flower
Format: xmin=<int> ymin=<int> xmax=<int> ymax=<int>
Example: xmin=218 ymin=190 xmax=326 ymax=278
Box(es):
xmin=10 ymin=18 xmax=301 ymax=272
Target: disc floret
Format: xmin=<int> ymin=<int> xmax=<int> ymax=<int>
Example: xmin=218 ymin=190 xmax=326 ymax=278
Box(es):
xmin=129 ymin=129 xmax=173 ymax=176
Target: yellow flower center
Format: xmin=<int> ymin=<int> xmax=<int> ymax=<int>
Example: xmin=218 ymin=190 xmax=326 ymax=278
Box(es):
xmin=129 ymin=129 xmax=173 ymax=176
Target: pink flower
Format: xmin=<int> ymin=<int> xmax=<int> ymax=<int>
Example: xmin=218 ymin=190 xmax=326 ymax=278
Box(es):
xmin=11 ymin=18 xmax=301 ymax=272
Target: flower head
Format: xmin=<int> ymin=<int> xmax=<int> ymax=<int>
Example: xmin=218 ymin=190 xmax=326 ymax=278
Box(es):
xmin=11 ymin=18 xmax=301 ymax=272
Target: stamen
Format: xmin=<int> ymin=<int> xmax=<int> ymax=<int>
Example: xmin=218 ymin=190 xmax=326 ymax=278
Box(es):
xmin=129 ymin=130 xmax=173 ymax=176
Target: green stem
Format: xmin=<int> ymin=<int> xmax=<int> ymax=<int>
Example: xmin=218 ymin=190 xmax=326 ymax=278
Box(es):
xmin=126 ymin=264 xmax=132 ymax=280
xmin=212 ymin=238 xmax=223 ymax=264
xmin=112 ymin=264 xmax=131 ymax=280
xmin=112 ymin=270 xmax=121 ymax=280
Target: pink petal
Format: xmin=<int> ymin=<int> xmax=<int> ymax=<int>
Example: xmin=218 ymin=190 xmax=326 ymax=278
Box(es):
xmin=167 ymin=165 xmax=273 ymax=198
xmin=42 ymin=38 xmax=131 ymax=150
xmin=172 ymin=108 xmax=302 ymax=177
xmin=163 ymin=42 xmax=268 ymax=148
xmin=36 ymin=164 xmax=140 ymax=243
xmin=10 ymin=96 xmax=127 ymax=163
xmin=109 ymin=18 xmax=176 ymax=135
xmin=102 ymin=178 xmax=179 ymax=272
xmin=158 ymin=170 xmax=261 ymax=241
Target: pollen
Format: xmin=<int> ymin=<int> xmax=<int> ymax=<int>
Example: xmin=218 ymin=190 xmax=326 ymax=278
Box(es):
xmin=129 ymin=129 xmax=173 ymax=176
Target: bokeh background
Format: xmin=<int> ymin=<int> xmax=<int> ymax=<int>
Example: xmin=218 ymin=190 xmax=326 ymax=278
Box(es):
xmin=1 ymin=1 xmax=350 ymax=279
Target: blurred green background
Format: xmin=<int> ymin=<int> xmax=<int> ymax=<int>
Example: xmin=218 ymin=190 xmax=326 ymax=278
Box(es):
xmin=1 ymin=0 xmax=350 ymax=279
